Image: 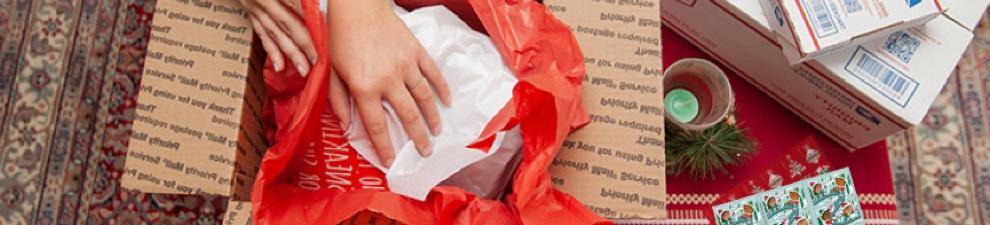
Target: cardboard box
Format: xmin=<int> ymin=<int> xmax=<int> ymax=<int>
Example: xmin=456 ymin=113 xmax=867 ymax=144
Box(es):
xmin=762 ymin=0 xmax=944 ymax=64
xmin=941 ymin=0 xmax=990 ymax=30
xmin=121 ymin=0 xmax=265 ymax=202
xmin=223 ymin=200 xmax=253 ymax=225
xmin=545 ymin=0 xmax=666 ymax=221
xmin=662 ymin=0 xmax=988 ymax=149
xmin=130 ymin=0 xmax=666 ymax=223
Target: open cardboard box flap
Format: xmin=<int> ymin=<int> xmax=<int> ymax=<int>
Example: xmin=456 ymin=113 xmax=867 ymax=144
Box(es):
xmin=121 ymin=0 xmax=266 ymax=201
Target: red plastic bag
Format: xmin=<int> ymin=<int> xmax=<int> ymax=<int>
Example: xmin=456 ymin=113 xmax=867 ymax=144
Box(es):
xmin=251 ymin=0 xmax=605 ymax=224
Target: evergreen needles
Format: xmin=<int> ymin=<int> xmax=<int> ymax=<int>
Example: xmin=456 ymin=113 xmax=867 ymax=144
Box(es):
xmin=666 ymin=119 xmax=758 ymax=180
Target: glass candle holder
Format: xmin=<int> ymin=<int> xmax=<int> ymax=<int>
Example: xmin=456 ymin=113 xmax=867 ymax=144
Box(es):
xmin=663 ymin=58 xmax=734 ymax=131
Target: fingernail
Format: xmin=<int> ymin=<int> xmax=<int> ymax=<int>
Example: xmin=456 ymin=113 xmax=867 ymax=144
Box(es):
xmin=383 ymin=158 xmax=394 ymax=168
xmin=296 ymin=63 xmax=309 ymax=76
xmin=274 ymin=61 xmax=283 ymax=72
xmin=421 ymin=145 xmax=433 ymax=157
xmin=310 ymin=56 xmax=317 ymax=65
xmin=431 ymin=124 xmax=441 ymax=135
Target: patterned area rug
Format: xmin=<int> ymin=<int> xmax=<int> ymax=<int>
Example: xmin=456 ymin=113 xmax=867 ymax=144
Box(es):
xmin=887 ymin=10 xmax=990 ymax=225
xmin=0 ymin=0 xmax=228 ymax=224
xmin=0 ymin=0 xmax=987 ymax=225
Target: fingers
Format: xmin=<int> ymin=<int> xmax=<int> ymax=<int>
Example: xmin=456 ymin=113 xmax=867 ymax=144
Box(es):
xmin=278 ymin=0 xmax=302 ymax=15
xmin=406 ymin=75 xmax=442 ymax=135
xmin=249 ymin=16 xmax=285 ymax=71
xmin=328 ymin=68 xmax=351 ymax=129
xmin=257 ymin=0 xmax=318 ymax=65
xmin=417 ymin=50 xmax=451 ymax=106
xmin=355 ymin=95 xmax=396 ymax=168
xmin=385 ymin=84 xmax=434 ymax=157
xmin=243 ymin=0 xmax=314 ymax=76
xmin=256 ymin=13 xmax=311 ymax=76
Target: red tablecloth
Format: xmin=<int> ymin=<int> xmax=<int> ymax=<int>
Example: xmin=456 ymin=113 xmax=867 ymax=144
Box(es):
xmin=662 ymin=26 xmax=898 ymax=225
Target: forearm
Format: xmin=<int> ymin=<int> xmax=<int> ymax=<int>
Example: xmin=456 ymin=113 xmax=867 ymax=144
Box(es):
xmin=327 ymin=0 xmax=391 ymax=20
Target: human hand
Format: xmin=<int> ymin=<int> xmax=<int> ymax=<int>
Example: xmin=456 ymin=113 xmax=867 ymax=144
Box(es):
xmin=326 ymin=0 xmax=451 ymax=168
xmin=240 ymin=0 xmax=316 ymax=75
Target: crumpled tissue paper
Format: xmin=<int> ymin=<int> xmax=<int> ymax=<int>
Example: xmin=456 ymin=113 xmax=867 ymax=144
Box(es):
xmin=341 ymin=4 xmax=523 ymax=201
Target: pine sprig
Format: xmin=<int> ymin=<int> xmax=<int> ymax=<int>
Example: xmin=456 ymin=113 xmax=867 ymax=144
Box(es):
xmin=666 ymin=119 xmax=758 ymax=180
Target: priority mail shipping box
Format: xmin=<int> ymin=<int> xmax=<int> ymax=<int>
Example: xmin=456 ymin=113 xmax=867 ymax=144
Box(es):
xmin=663 ymin=0 xmax=988 ymax=149
xmin=762 ymin=0 xmax=944 ymax=64
xmin=942 ymin=0 xmax=990 ymax=30
xmin=128 ymin=0 xmax=666 ymax=225
xmin=546 ymin=0 xmax=666 ymax=221
xmin=223 ymin=200 xmax=253 ymax=225
xmin=122 ymin=0 xmax=265 ymax=209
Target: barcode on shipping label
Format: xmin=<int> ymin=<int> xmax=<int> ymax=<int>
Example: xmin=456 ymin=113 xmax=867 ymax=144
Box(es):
xmin=844 ymin=47 xmax=919 ymax=107
xmin=803 ymin=0 xmax=838 ymax=38
xmin=843 ymin=0 xmax=862 ymax=13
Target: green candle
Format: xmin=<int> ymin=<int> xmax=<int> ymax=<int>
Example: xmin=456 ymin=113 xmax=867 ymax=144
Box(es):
xmin=665 ymin=88 xmax=699 ymax=123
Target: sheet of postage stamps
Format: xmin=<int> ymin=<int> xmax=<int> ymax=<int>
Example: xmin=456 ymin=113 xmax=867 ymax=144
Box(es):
xmin=712 ymin=168 xmax=864 ymax=225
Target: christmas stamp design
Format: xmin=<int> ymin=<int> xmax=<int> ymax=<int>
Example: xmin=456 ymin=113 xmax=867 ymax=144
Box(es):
xmin=713 ymin=197 xmax=763 ymax=225
xmin=806 ymin=168 xmax=865 ymax=225
xmin=761 ymin=184 xmax=811 ymax=225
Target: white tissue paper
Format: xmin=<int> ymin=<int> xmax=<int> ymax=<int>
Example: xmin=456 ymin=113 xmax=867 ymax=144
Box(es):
xmin=331 ymin=4 xmax=524 ymax=200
